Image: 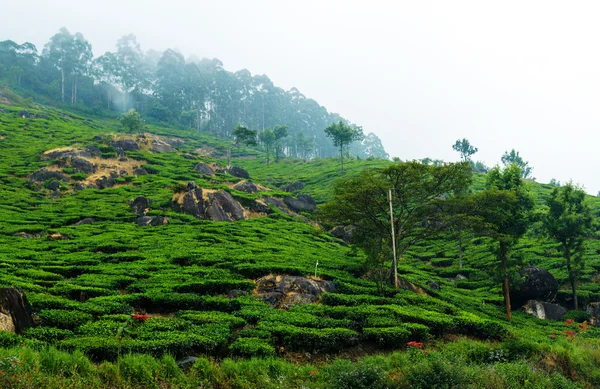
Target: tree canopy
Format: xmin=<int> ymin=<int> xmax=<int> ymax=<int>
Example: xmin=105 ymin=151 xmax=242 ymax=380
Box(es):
xmin=0 ymin=30 xmax=387 ymax=161
xmin=120 ymin=108 xmax=145 ymax=133
xmin=452 ymin=138 xmax=478 ymax=162
xmin=543 ymin=183 xmax=595 ymax=309
xmin=321 ymin=161 xmax=472 ymax=291
xmin=324 ymin=120 xmax=364 ymax=173
xmin=501 ymin=149 xmax=533 ymax=179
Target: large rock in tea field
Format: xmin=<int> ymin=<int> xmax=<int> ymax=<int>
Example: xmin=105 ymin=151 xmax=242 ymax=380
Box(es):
xmin=228 ymin=166 xmax=250 ymax=179
xmin=95 ymin=176 xmax=115 ymax=189
xmin=30 ymin=168 xmax=69 ymax=184
xmin=193 ymin=162 xmax=215 ymax=176
xmin=330 ymin=225 xmax=354 ymax=243
xmin=255 ymin=275 xmax=336 ymax=308
xmin=283 ymin=181 xmax=305 ymax=192
xmin=112 ymin=139 xmax=139 ymax=151
xmin=284 ymin=194 xmax=316 ymax=213
xmin=72 ymin=218 xmax=95 ymax=226
xmin=233 ymin=181 xmax=258 ymax=193
xmin=130 ymin=196 xmax=151 ymax=215
xmin=71 ymin=156 xmax=96 ymax=174
xmin=523 ymin=300 xmax=566 ymax=321
xmin=0 ymin=288 xmax=34 ymax=334
xmin=150 ymin=139 xmax=175 ymax=153
xmin=510 ymin=267 xmax=558 ymax=306
xmin=212 ymin=191 xmax=245 ymax=221
xmin=587 ymin=302 xmax=600 ymax=326
xmin=136 ymin=216 xmax=169 ymax=226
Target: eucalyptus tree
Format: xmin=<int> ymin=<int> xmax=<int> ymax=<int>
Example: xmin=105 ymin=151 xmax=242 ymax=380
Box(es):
xmin=501 ymin=149 xmax=533 ymax=179
xmin=43 ymin=28 xmax=92 ymax=104
xmin=543 ymin=183 xmax=595 ymax=310
xmin=324 ymin=120 xmax=364 ymax=173
xmin=452 ymin=138 xmax=478 ymax=162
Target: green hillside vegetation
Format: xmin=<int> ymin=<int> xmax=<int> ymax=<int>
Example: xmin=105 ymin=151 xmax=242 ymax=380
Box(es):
xmin=1 ymin=91 xmax=600 ymax=388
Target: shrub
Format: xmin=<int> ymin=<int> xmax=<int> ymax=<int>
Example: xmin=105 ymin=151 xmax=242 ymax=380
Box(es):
xmin=38 ymin=347 xmax=94 ymax=377
xmin=179 ymin=311 xmax=246 ymax=328
xmin=324 ymin=359 xmax=390 ymax=389
xmin=562 ymin=310 xmax=590 ymax=323
xmin=264 ymin=324 xmax=358 ymax=352
xmin=0 ymin=331 xmax=22 ymax=348
xmin=229 ymin=337 xmax=275 ymax=357
xmin=173 ymin=279 xmax=255 ymax=295
xmin=23 ymin=327 xmax=74 ymax=342
xmin=363 ymin=327 xmax=411 ymax=348
xmin=38 ymin=309 xmax=93 ymax=330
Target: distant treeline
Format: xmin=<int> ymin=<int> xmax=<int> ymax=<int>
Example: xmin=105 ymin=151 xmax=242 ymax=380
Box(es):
xmin=0 ymin=28 xmax=388 ymax=159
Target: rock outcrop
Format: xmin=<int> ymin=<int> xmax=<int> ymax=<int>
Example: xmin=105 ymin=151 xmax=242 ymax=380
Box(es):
xmin=112 ymin=139 xmax=139 ymax=151
xmin=130 ymin=196 xmax=151 ymax=215
xmin=523 ymin=300 xmax=567 ymax=321
xmin=71 ymin=157 xmax=96 ymax=174
xmin=150 ymin=139 xmax=175 ymax=153
xmin=193 ymin=163 xmax=215 ymax=176
xmin=255 ymin=275 xmax=336 ymax=308
xmin=95 ymin=176 xmax=115 ymax=189
xmin=228 ymin=166 xmax=249 ymax=179
xmin=284 ymin=194 xmax=316 ymax=213
xmin=511 ymin=267 xmax=558 ymax=306
xmin=284 ymin=181 xmax=305 ymax=192
xmin=136 ymin=216 xmax=169 ymax=226
xmin=330 ymin=226 xmax=354 ymax=243
xmin=30 ymin=169 xmax=69 ymax=184
xmin=72 ymin=218 xmax=95 ymax=226
xmin=0 ymin=288 xmax=34 ymax=334
xmin=233 ymin=181 xmax=258 ymax=193
xmin=587 ymin=302 xmax=600 ymax=326
xmin=173 ymin=182 xmax=246 ymax=222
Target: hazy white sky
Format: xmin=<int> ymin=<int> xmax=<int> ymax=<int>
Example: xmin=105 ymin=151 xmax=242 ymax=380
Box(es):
xmin=3 ymin=0 xmax=600 ymax=194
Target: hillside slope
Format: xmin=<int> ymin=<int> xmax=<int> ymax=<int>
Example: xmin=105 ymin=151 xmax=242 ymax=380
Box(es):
xmin=1 ymin=97 xmax=600 ymax=388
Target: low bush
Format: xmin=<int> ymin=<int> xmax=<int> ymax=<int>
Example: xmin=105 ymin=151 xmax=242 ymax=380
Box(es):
xmin=229 ymin=337 xmax=275 ymax=357
xmin=323 ymin=358 xmax=390 ymax=389
xmin=38 ymin=309 xmax=93 ymax=330
xmin=23 ymin=327 xmax=74 ymax=342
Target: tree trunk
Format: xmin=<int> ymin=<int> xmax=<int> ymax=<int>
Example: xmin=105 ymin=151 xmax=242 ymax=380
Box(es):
xmin=61 ymin=68 xmax=65 ymax=102
xmin=566 ymin=250 xmax=578 ymax=310
xmin=500 ymin=241 xmax=512 ymax=321
xmin=340 ymin=143 xmax=344 ymax=173
xmin=458 ymin=236 xmax=463 ymax=269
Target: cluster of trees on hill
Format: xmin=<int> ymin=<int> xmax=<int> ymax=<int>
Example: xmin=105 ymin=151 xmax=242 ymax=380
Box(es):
xmin=323 ymin=160 xmax=596 ymax=320
xmin=0 ymin=28 xmax=388 ymax=160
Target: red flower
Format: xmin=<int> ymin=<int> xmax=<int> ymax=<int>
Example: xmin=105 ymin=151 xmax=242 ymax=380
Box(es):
xmin=407 ymin=341 xmax=423 ymax=348
xmin=132 ymin=313 xmax=149 ymax=322
xmin=565 ymin=319 xmax=575 ymax=326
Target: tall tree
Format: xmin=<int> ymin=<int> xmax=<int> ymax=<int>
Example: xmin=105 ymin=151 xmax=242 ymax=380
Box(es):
xmin=273 ymin=125 xmax=289 ymax=162
xmin=321 ymin=161 xmax=471 ymax=291
xmin=543 ymin=183 xmax=594 ymax=310
xmin=501 ymin=149 xmax=533 ymax=179
xmin=324 ymin=120 xmax=364 ymax=173
xmin=482 ymin=164 xmax=534 ymax=320
xmin=69 ymin=32 xmax=92 ymax=104
xmin=259 ymin=128 xmax=276 ymax=165
xmin=452 ymin=138 xmax=478 ymax=162
xmin=114 ymin=34 xmax=147 ymax=110
xmin=232 ymin=124 xmax=257 ymax=152
xmin=43 ymin=28 xmax=74 ymax=103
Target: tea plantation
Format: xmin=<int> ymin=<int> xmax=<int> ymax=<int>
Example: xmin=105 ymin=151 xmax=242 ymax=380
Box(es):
xmin=1 ymin=98 xmax=600 ymax=388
